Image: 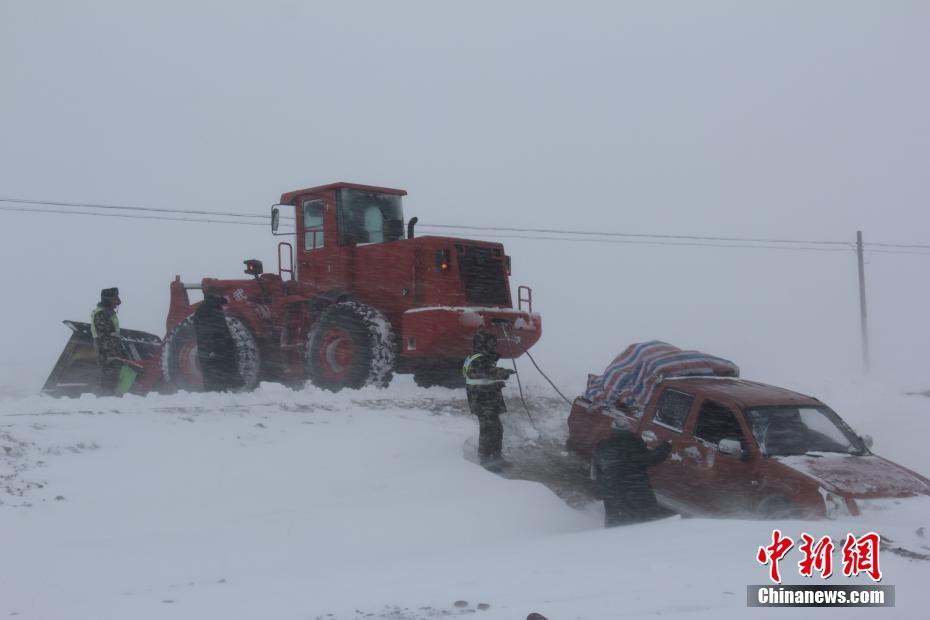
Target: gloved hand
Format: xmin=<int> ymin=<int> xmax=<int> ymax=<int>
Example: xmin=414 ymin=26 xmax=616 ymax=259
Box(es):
xmin=658 ymin=441 xmax=673 ymax=457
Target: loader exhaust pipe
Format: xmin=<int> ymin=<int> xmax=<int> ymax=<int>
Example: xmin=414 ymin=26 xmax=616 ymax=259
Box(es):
xmin=407 ymin=216 xmax=418 ymax=239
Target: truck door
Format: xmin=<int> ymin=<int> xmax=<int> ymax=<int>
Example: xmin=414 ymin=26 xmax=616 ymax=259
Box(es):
xmin=639 ymin=387 xmax=697 ymax=511
xmin=680 ymin=399 xmax=757 ymax=516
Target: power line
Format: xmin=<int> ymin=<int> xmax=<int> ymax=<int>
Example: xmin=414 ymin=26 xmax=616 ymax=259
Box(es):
xmin=1 ymin=196 xmax=928 ymax=254
xmin=0 ymin=204 xmax=849 ymax=252
xmin=0 ymin=196 xmax=862 ymax=247
xmin=419 ymin=223 xmax=853 ymax=247
xmin=0 ymin=205 xmax=266 ymax=227
xmin=430 ymin=230 xmax=854 ymax=253
xmin=0 ymin=197 xmax=270 ymax=220
xmin=868 ymin=248 xmax=930 ymax=257
xmin=863 ymin=241 xmax=930 ymax=250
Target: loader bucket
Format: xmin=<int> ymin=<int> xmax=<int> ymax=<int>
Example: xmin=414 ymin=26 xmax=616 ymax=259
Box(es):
xmin=42 ymin=321 xmax=163 ymax=398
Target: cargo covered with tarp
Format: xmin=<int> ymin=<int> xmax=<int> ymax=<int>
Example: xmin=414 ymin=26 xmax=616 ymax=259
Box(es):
xmin=583 ymin=340 xmax=739 ymax=412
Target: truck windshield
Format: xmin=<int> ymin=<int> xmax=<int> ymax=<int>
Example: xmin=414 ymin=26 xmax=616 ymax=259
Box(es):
xmin=745 ymin=406 xmax=865 ymax=456
xmin=336 ymin=188 xmax=404 ymax=245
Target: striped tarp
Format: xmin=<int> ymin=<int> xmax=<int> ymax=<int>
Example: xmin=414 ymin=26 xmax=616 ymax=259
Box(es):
xmin=583 ymin=341 xmax=739 ymax=411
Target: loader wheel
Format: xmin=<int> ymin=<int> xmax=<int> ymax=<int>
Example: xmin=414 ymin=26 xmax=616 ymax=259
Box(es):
xmin=306 ymin=301 xmax=396 ymax=392
xmin=413 ymin=362 xmax=466 ymax=389
xmin=161 ymin=314 xmax=261 ymax=392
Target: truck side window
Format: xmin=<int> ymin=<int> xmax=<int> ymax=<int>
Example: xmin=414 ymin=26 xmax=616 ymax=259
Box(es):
xmin=654 ymin=389 xmax=694 ymax=431
xmin=694 ymin=400 xmax=745 ymax=445
xmin=303 ymin=199 xmax=324 ymax=250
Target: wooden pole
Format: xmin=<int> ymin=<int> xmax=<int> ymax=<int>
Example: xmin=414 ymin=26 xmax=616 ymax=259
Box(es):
xmin=856 ymin=230 xmax=870 ymax=372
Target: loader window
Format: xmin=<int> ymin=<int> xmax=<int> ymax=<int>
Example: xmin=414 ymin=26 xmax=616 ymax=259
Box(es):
xmin=303 ymin=200 xmax=325 ymax=250
xmin=363 ymin=206 xmax=384 ymax=243
xmin=336 ymin=188 xmax=404 ymax=246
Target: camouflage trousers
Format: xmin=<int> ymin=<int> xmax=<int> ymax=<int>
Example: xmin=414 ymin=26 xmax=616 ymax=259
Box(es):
xmin=99 ymin=362 xmax=120 ymax=396
xmin=474 ymin=410 xmax=504 ymax=460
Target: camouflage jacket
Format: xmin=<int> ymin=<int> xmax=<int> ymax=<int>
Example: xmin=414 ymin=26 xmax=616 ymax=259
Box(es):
xmin=463 ymin=352 xmax=511 ymax=414
xmin=91 ymin=304 xmax=123 ymax=365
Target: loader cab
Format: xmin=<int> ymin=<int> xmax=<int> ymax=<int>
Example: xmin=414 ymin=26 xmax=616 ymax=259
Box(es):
xmin=273 ymin=182 xmax=409 ymax=288
xmin=273 ymin=183 xmax=407 ymax=249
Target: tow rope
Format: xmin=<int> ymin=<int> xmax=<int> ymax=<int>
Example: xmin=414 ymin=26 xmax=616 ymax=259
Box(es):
xmin=496 ymin=322 xmax=572 ymax=434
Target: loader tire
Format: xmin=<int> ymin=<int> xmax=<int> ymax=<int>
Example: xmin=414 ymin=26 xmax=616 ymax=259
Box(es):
xmin=306 ymin=301 xmax=396 ymax=392
xmin=161 ymin=314 xmax=261 ymax=392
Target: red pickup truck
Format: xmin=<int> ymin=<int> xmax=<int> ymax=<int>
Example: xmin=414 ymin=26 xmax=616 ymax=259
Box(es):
xmin=567 ymin=376 xmax=930 ymax=519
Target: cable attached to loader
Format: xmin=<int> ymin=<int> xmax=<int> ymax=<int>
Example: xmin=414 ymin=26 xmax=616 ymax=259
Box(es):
xmin=522 ymin=348 xmax=573 ymax=406
xmin=495 ymin=321 xmax=538 ymax=432
xmin=495 ymin=320 xmax=573 ymax=413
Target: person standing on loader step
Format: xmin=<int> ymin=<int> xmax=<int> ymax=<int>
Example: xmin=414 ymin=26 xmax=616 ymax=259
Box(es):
xmin=463 ymin=330 xmax=515 ymax=471
xmin=91 ymin=287 xmax=125 ymax=396
xmin=193 ymin=287 xmax=244 ymax=392
xmin=593 ymin=417 xmax=672 ymax=527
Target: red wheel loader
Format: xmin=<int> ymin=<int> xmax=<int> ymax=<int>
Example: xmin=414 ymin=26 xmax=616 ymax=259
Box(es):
xmin=42 ymin=182 xmax=542 ymax=396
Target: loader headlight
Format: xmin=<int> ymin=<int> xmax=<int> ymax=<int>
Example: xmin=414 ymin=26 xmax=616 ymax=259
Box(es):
xmin=819 ymin=487 xmax=854 ymax=519
xmin=436 ymin=249 xmax=451 ymax=272
xmin=243 ymin=259 xmax=264 ymax=277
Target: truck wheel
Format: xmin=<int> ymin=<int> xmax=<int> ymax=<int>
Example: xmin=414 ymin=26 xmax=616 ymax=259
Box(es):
xmin=306 ymin=302 xmax=396 ymax=392
xmin=757 ymin=495 xmax=801 ymax=519
xmin=161 ymin=314 xmax=261 ymax=392
xmin=413 ymin=362 xmax=466 ymax=389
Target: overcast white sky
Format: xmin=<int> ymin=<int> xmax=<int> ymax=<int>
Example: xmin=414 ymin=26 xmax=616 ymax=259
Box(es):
xmin=1 ymin=1 xmax=928 ymax=397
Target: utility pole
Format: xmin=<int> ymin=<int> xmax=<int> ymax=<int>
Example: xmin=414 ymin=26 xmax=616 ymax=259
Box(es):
xmin=856 ymin=230 xmax=870 ymax=372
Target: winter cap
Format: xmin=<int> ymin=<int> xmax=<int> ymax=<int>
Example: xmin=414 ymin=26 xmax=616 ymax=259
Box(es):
xmin=610 ymin=416 xmax=632 ymax=432
xmin=100 ymin=287 xmax=120 ymax=304
xmin=473 ymin=330 xmax=497 ymax=353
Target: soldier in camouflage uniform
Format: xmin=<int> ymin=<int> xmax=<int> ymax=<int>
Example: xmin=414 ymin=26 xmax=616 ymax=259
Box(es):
xmin=463 ymin=330 xmax=515 ymax=471
xmin=91 ymin=287 xmax=125 ymax=396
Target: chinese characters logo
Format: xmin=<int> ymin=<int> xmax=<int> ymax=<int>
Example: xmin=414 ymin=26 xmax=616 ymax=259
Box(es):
xmin=756 ymin=530 xmax=881 ymax=583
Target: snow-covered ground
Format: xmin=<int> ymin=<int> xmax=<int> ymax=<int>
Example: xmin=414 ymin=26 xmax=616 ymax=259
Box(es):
xmin=2 ymin=378 xmax=929 ymax=619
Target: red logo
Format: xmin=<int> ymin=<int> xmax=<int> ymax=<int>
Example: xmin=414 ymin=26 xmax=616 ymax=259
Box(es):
xmin=798 ymin=533 xmax=835 ymax=579
xmin=842 ymin=532 xmax=882 ymax=582
xmin=756 ymin=529 xmax=795 ymax=584
xmin=757 ymin=531 xmax=882 ymax=583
